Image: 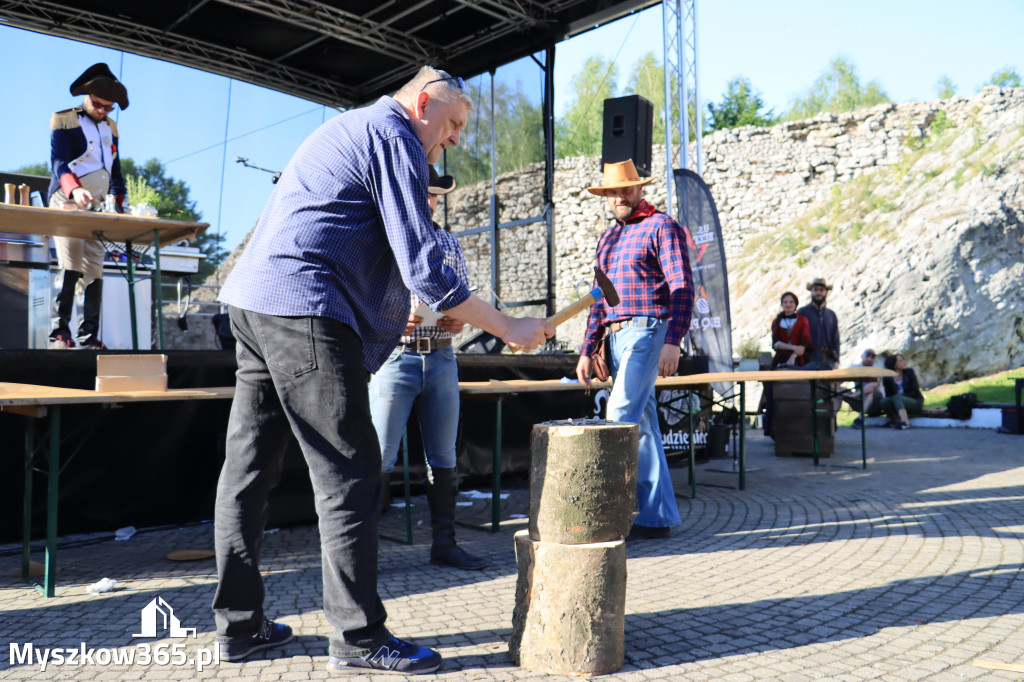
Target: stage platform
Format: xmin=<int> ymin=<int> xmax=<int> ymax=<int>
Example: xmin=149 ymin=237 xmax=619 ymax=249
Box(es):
xmin=0 ymin=350 xmax=615 ymax=542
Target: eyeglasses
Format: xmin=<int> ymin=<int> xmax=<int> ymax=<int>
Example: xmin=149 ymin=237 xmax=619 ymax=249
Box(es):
xmin=89 ymin=95 xmax=116 ymax=112
xmin=865 ymin=353 xmax=876 ymax=358
xmin=422 ymin=75 xmax=465 ymax=90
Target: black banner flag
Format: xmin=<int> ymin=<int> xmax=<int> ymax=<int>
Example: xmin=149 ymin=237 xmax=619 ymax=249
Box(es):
xmin=673 ymin=169 xmax=734 ymax=397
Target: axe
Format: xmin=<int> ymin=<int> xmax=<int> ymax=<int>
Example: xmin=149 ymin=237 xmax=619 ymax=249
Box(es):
xmin=547 ymin=267 xmax=620 ymax=328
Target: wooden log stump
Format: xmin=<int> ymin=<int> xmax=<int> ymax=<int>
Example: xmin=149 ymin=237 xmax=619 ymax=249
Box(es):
xmin=529 ymin=420 xmax=638 ymax=544
xmin=510 ymin=530 xmax=626 ymax=675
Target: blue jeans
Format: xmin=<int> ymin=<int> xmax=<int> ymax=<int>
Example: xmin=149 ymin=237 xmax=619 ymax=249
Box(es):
xmin=212 ymin=307 xmax=388 ymax=657
xmin=369 ymin=346 xmax=460 ymax=474
xmin=607 ymin=319 xmax=682 ymax=528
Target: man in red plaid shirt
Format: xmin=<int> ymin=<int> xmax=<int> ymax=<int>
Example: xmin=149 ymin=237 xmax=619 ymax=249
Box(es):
xmin=576 ymin=160 xmax=694 ymax=540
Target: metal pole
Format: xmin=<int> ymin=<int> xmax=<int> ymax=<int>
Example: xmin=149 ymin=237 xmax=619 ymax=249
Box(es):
xmin=126 ymin=239 xmax=139 ymax=350
xmin=153 ymin=230 xmax=163 ymax=350
xmin=488 ymin=70 xmax=499 ymax=308
xmin=692 ymin=0 xmax=703 ymax=175
xmin=543 ymin=47 xmax=556 ymax=317
xmin=662 ymin=0 xmax=675 ymax=219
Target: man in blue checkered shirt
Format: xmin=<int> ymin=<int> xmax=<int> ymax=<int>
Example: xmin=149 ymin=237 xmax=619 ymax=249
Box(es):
xmin=576 ymin=160 xmax=694 ymax=542
xmin=213 ymin=66 xmax=553 ymax=675
xmin=369 ymin=166 xmax=488 ymax=572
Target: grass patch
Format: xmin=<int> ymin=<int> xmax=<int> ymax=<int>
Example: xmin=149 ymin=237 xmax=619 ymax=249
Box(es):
xmin=834 ymin=366 xmax=1024 ymax=426
xmin=921 ymin=367 xmax=1024 ymax=409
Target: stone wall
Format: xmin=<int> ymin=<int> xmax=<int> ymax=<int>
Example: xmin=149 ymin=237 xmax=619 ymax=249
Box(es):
xmin=183 ymin=87 xmax=1024 ymax=386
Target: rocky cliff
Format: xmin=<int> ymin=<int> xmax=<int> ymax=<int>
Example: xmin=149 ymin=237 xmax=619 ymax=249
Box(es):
xmin=179 ymin=87 xmax=1023 ymax=387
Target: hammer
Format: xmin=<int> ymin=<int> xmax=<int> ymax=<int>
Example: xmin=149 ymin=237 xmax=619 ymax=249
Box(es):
xmin=547 ymin=267 xmax=620 ymax=328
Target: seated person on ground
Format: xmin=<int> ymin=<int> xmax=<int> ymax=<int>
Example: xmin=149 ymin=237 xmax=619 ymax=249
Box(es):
xmin=842 ymin=348 xmax=884 ymax=426
xmin=881 ymin=353 xmax=924 ymax=430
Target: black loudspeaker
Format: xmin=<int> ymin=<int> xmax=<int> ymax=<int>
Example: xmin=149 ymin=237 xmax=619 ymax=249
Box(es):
xmin=602 ymin=95 xmax=654 ymax=177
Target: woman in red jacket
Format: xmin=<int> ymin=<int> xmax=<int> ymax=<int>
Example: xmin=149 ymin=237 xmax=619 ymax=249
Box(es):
xmin=771 ymin=291 xmax=813 ymax=367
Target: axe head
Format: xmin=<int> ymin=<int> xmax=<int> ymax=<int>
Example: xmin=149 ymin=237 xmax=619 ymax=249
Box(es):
xmin=594 ymin=266 xmax=620 ymax=307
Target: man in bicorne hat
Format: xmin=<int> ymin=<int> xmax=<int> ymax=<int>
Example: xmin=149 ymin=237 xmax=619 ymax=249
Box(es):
xmin=369 ymin=166 xmax=488 ymax=572
xmin=798 ymin=277 xmax=840 ymax=368
xmin=47 ymin=62 xmax=129 ymax=349
xmin=576 ymin=159 xmax=694 ymax=541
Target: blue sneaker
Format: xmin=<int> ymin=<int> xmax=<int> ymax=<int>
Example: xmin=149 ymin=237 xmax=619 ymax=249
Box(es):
xmin=328 ymin=636 xmax=441 ymax=675
xmin=219 ymin=618 xmax=293 ymax=661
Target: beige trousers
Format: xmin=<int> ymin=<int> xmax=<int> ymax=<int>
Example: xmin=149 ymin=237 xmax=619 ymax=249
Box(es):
xmin=50 ymin=169 xmax=110 ymax=286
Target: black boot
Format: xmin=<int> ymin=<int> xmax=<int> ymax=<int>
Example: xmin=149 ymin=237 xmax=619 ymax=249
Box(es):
xmin=426 ymin=467 xmax=488 ymax=570
xmin=50 ymin=269 xmax=82 ymax=348
xmin=379 ymin=474 xmax=393 ymax=516
xmin=77 ymin=278 xmax=104 ymax=347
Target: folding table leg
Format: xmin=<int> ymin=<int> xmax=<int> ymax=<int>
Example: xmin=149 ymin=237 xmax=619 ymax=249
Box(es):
xmin=42 ymin=407 xmax=60 ymax=597
xmin=490 ymin=399 xmax=502 ymax=532
xmin=687 ymin=390 xmax=696 ymax=498
xmin=859 ymin=381 xmax=867 ymax=469
xmin=739 ymin=383 xmax=746 ymax=490
xmin=126 ymin=238 xmax=139 ymax=350
xmin=812 ymin=381 xmax=820 ymax=467
xmin=21 ymin=418 xmax=34 ymax=582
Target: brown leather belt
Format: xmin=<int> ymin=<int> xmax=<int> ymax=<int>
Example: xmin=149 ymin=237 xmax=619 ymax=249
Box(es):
xmin=607 ymin=316 xmax=660 ymax=334
xmin=397 ymin=337 xmax=452 ymax=353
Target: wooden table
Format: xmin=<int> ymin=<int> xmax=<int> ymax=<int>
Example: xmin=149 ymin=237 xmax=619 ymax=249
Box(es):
xmin=0 ymin=204 xmax=209 ymax=349
xmin=0 ymin=382 xmax=233 ymax=597
xmin=457 ymin=366 xmax=895 ymax=531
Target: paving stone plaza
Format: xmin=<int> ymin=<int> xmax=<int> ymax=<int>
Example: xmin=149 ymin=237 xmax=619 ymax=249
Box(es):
xmin=2 ymin=426 xmax=1022 ymax=681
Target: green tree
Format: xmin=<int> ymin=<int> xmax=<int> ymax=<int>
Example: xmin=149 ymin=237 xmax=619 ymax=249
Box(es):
xmin=785 ymin=56 xmax=890 ymax=121
xmin=935 ymin=75 xmax=957 ymax=99
xmin=14 ymin=162 xmax=49 ymax=176
xmin=120 ymin=158 xmax=227 ymax=279
xmin=985 ymin=67 xmax=1022 ymax=88
xmin=706 ymin=77 xmax=779 ymax=131
xmin=556 ymin=56 xmax=619 ymax=158
xmin=626 ymin=52 xmax=670 ymax=145
xmin=445 ymin=79 xmax=544 ymax=188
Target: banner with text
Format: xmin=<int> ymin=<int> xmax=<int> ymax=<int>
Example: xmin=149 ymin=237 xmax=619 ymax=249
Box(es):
xmin=673 ymin=168 xmax=734 ymax=398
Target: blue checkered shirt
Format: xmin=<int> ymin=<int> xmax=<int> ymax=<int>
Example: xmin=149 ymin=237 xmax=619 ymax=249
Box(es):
xmin=404 ymin=224 xmax=470 ymax=342
xmin=219 ymin=97 xmax=470 ymax=372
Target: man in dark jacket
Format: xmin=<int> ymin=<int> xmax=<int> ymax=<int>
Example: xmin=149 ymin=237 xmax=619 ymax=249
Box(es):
xmin=47 ymin=63 xmax=129 ymax=349
xmin=798 ymin=277 xmax=840 ymax=368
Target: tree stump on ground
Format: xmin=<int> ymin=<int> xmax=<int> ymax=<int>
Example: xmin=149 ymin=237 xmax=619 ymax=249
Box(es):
xmin=511 ymin=420 xmax=638 ymax=676
xmin=509 ymin=530 xmax=626 ymax=675
xmin=528 ymin=420 xmax=638 ymax=544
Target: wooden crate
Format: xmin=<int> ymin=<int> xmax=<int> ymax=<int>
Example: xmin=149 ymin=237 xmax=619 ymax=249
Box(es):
xmin=772 ymin=380 xmax=835 ymax=457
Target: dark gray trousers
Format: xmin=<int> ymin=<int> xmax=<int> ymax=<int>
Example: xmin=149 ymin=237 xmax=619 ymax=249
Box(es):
xmin=212 ymin=306 xmax=388 ymax=656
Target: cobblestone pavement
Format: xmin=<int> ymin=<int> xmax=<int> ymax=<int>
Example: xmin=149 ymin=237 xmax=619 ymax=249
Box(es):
xmin=1 ymin=426 xmax=1022 ymax=681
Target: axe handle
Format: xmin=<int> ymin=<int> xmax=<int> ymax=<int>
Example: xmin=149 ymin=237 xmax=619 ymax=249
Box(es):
xmin=547 ymin=287 xmax=603 ymax=328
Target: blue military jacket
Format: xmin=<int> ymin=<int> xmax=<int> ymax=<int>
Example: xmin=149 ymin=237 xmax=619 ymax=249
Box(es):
xmin=48 ymin=107 xmax=126 ymax=202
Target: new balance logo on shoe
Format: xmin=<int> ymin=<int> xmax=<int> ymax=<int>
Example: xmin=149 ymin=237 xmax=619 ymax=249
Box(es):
xmin=368 ymin=645 xmax=402 ymax=669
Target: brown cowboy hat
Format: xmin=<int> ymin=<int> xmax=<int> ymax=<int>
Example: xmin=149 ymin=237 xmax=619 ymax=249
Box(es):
xmin=428 ymin=165 xmax=456 ymax=195
xmin=586 ymin=159 xmax=654 ymax=196
xmin=806 ymin=277 xmax=833 ymax=291
xmin=70 ymin=63 xmax=129 ymax=110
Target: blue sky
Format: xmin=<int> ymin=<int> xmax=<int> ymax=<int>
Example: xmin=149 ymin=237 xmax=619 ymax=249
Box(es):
xmin=1 ymin=1 xmax=1020 ymax=253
